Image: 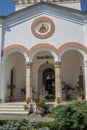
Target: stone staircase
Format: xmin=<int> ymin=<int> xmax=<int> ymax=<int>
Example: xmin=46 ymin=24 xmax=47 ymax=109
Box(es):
xmin=0 ymin=102 xmax=36 ymax=114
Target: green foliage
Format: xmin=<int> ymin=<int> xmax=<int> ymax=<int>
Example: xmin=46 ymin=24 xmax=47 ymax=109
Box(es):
xmin=0 ymin=120 xmax=7 ymax=126
xmin=25 ymin=98 xmax=31 ymax=104
xmin=75 ymin=81 xmax=83 ymax=96
xmin=0 ymin=118 xmax=51 ymax=130
xmin=37 ymin=122 xmax=54 ymax=130
xmin=57 ymin=97 xmax=62 ymax=104
xmin=50 ymin=100 xmax=87 ymax=130
xmin=36 ymin=98 xmax=47 ymax=108
xmin=7 ymin=84 xmax=16 ymax=96
xmin=62 ymin=82 xmax=74 ymax=94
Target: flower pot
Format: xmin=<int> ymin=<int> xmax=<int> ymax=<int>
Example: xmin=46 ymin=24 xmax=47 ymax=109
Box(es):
xmin=9 ymin=96 xmax=14 ymax=102
xmin=66 ymin=94 xmax=70 ymax=100
xmin=77 ymin=96 xmax=82 ymax=101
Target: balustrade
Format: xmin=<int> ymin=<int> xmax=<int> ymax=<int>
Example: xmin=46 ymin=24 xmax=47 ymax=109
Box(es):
xmin=14 ymin=0 xmax=80 ymax=5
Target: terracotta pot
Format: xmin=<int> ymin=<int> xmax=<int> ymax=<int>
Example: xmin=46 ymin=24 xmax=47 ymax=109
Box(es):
xmin=9 ymin=96 xmax=14 ymax=102
xmin=77 ymin=96 xmax=82 ymax=101
xmin=66 ymin=94 xmax=70 ymax=100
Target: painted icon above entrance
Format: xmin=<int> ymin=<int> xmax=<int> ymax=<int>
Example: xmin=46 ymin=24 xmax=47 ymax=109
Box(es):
xmin=31 ymin=16 xmax=55 ymax=39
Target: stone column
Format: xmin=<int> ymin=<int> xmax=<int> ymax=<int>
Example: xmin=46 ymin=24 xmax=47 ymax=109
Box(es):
xmin=83 ymin=60 xmax=87 ymax=100
xmin=55 ymin=61 xmax=62 ymax=102
xmin=26 ymin=62 xmax=32 ymax=99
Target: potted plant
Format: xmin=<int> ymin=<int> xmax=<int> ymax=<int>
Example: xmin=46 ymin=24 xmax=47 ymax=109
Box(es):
xmin=7 ymin=84 xmax=16 ymax=101
xmin=36 ymin=98 xmax=47 ymax=116
xmin=75 ymin=81 xmax=83 ymax=101
xmin=25 ymin=98 xmax=31 ymax=104
xmin=23 ymin=103 xmax=28 ymax=110
xmin=62 ymin=82 xmax=75 ymax=100
xmin=57 ymin=97 xmax=62 ymax=104
xmin=23 ymin=98 xmax=31 ymax=110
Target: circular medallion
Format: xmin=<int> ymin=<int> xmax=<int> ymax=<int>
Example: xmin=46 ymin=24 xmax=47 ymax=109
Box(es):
xmin=31 ymin=16 xmax=55 ymax=39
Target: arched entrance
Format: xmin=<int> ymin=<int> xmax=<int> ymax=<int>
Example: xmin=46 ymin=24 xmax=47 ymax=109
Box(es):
xmin=38 ymin=62 xmax=55 ymax=100
xmin=61 ymin=50 xmax=84 ymax=100
xmin=31 ymin=49 xmax=55 ymax=100
xmin=43 ymin=68 xmax=55 ymax=97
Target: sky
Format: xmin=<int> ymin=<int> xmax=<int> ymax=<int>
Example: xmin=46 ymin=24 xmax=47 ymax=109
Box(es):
xmin=80 ymin=0 xmax=87 ymax=12
xmin=0 ymin=0 xmax=15 ymax=16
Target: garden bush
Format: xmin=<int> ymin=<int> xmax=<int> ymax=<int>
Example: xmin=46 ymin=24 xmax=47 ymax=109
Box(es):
xmin=36 ymin=122 xmax=54 ymax=130
xmin=0 ymin=118 xmax=51 ymax=130
xmin=50 ymin=100 xmax=87 ymax=130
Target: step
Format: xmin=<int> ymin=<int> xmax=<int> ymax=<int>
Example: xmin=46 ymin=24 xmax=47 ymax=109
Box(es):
xmin=0 ymin=111 xmax=29 ymax=114
xmin=0 ymin=102 xmax=36 ymax=114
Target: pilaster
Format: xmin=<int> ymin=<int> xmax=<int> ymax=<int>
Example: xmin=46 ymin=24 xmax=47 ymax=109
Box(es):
xmin=0 ymin=20 xmax=3 ymax=101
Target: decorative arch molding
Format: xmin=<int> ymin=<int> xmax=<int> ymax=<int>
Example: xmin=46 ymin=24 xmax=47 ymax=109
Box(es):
xmin=29 ymin=43 xmax=57 ymax=55
xmin=2 ymin=42 xmax=87 ymax=62
xmin=2 ymin=44 xmax=29 ymax=56
xmin=2 ymin=44 xmax=29 ymax=61
xmin=2 ymin=43 xmax=58 ymax=62
xmin=57 ymin=42 xmax=87 ymax=60
xmin=28 ymin=43 xmax=58 ymax=62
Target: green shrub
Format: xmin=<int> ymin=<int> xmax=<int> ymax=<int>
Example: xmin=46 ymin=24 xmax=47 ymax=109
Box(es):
xmin=50 ymin=100 xmax=87 ymax=130
xmin=36 ymin=122 xmax=54 ymax=130
xmin=0 ymin=118 xmax=51 ymax=130
xmin=36 ymin=98 xmax=47 ymax=108
xmin=0 ymin=120 xmax=7 ymax=126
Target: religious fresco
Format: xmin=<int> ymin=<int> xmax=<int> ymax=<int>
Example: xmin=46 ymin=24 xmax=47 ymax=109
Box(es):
xmin=31 ymin=16 xmax=55 ymax=39
xmin=37 ymin=23 xmax=49 ymax=33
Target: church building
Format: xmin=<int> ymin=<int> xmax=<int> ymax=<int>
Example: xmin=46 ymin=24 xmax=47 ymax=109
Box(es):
xmin=0 ymin=0 xmax=87 ymax=104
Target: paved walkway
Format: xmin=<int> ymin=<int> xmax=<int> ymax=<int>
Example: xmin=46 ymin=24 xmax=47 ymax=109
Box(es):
xmin=0 ymin=113 xmax=54 ymax=122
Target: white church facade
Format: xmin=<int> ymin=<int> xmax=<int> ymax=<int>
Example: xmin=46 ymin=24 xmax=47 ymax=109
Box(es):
xmin=0 ymin=0 xmax=87 ymax=103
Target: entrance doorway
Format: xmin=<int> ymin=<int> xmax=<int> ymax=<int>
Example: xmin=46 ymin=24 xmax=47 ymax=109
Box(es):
xmin=43 ymin=68 xmax=55 ymax=99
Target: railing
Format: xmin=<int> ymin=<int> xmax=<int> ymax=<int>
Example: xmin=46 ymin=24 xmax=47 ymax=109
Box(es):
xmin=14 ymin=0 xmax=80 ymax=5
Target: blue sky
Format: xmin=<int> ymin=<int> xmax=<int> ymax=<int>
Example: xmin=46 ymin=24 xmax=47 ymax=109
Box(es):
xmin=0 ymin=0 xmax=15 ymax=16
xmin=80 ymin=0 xmax=87 ymax=12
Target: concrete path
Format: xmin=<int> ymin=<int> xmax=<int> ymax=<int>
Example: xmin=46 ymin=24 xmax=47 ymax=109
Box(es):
xmin=0 ymin=113 xmax=54 ymax=122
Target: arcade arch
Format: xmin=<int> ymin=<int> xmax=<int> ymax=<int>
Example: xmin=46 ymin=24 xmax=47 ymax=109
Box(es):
xmin=5 ymin=52 xmax=26 ymax=101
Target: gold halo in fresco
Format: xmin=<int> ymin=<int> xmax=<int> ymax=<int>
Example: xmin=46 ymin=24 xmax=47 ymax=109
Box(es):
xmin=31 ymin=17 xmax=55 ymax=39
xmin=37 ymin=23 xmax=49 ymax=33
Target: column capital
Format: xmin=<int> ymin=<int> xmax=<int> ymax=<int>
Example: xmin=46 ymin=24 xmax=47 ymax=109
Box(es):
xmin=55 ymin=61 xmax=61 ymax=67
xmin=83 ymin=60 xmax=87 ymax=67
xmin=26 ymin=62 xmax=33 ymax=67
